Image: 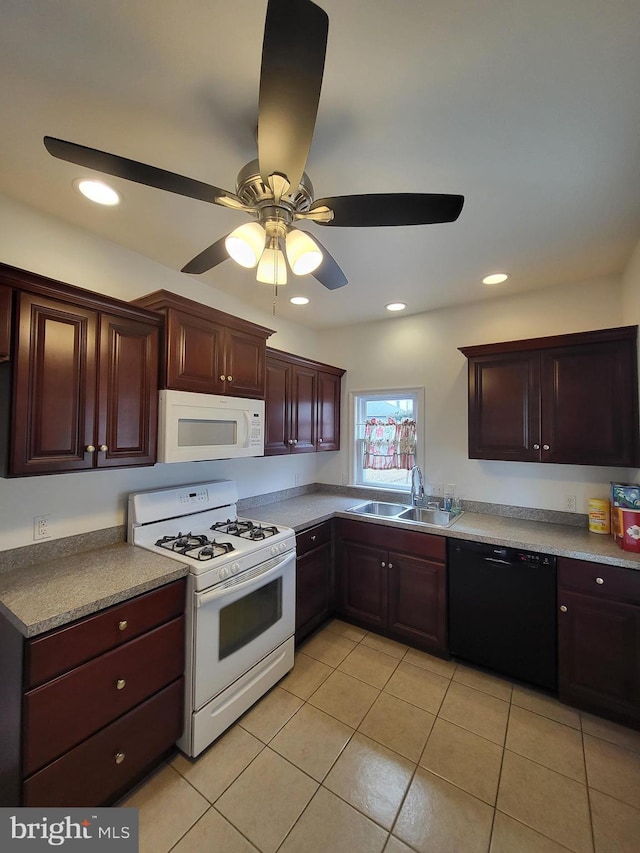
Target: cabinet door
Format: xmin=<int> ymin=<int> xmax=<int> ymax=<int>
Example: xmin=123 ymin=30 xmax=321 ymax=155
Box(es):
xmin=558 ymin=588 xmax=640 ymax=727
xmin=387 ymin=551 xmax=447 ymax=653
xmin=165 ymin=309 xmax=225 ymax=394
xmin=316 ymin=370 xmax=341 ymax=451
xmin=467 ymin=352 xmax=540 ymax=461
xmin=541 ymin=341 xmax=638 ymax=466
xmin=11 ymin=292 xmax=97 ymax=475
xmin=295 ymin=543 xmax=333 ymax=642
xmin=291 ymin=364 xmax=317 ymax=452
xmin=0 ymin=284 xmax=11 ymax=362
xmin=96 ymin=314 xmax=159 ymax=468
xmin=264 ymin=356 xmax=292 ymax=455
xmin=224 ymin=327 xmax=267 ymax=399
xmin=338 ymin=542 xmax=387 ymax=631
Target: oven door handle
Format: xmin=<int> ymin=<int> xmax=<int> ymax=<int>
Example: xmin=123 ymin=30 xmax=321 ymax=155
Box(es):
xmin=195 ymin=552 xmax=293 ymax=608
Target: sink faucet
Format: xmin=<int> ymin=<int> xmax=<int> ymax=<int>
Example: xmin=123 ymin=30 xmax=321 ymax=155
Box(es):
xmin=410 ymin=466 xmax=424 ymax=506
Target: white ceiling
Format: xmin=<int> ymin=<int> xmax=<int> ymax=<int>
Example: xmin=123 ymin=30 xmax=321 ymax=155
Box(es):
xmin=1 ymin=0 xmax=639 ymax=329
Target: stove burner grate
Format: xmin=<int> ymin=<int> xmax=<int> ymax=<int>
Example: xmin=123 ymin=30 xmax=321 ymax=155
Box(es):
xmin=209 ymin=519 xmax=281 ymax=540
xmin=155 ymin=532 xmax=235 ymax=561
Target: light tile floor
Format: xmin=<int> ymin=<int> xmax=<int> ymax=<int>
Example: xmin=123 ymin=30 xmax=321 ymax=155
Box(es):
xmin=121 ymin=620 xmax=640 ymax=853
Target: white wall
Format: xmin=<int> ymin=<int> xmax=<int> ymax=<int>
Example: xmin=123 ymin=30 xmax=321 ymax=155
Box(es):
xmin=317 ymin=275 xmax=639 ymax=512
xmin=0 ymin=194 xmax=325 ymax=550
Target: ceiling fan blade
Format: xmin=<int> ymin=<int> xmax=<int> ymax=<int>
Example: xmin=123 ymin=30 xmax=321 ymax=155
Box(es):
xmin=44 ymin=136 xmax=242 ymax=208
xmin=258 ymin=0 xmax=328 ymax=193
xmin=181 ymin=236 xmax=230 ymax=274
xmin=309 ymin=193 xmax=465 ymax=227
xmin=308 ymin=235 xmax=348 ymax=289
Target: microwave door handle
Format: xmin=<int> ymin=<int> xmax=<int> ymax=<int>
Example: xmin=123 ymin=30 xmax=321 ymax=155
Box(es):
xmin=242 ymin=410 xmax=251 ymax=448
xmin=196 ymin=552 xmax=291 ymax=608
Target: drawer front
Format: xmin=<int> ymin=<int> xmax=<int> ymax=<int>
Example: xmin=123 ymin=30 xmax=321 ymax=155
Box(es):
xmin=23 ymin=677 xmax=184 ymax=807
xmin=26 ymin=579 xmax=186 ymax=689
xmin=558 ymin=557 xmax=640 ymax=604
xmin=24 ymin=616 xmax=185 ymax=776
xmin=297 ymin=521 xmax=332 ymax=558
xmin=339 ymin=519 xmax=446 ymax=562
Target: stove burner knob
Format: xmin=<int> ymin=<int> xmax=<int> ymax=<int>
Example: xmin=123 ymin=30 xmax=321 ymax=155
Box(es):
xmin=279 ymin=543 xmax=287 ymax=553
xmin=271 ymin=545 xmax=279 ymax=556
xmin=230 ymin=563 xmax=240 ymax=575
xmin=219 ymin=567 xmax=229 ymax=580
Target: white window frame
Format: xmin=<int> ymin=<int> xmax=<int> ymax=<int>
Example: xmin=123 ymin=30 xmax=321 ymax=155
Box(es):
xmin=349 ymin=387 xmax=425 ymax=493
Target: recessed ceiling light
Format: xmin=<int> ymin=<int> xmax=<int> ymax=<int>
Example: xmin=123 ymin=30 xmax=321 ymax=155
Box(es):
xmin=386 ymin=302 xmax=407 ymax=312
xmin=289 ymin=296 xmax=309 ymax=305
xmin=74 ymin=178 xmax=120 ymax=206
xmin=482 ymin=272 xmax=510 ymax=285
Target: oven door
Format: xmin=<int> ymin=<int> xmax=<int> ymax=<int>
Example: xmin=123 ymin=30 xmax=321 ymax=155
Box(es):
xmin=191 ymin=549 xmax=295 ymax=710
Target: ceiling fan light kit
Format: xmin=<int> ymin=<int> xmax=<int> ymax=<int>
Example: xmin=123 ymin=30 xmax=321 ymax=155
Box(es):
xmin=44 ymin=0 xmax=464 ymax=296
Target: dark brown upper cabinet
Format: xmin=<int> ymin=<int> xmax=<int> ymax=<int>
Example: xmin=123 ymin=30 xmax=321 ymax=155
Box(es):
xmin=132 ymin=290 xmax=274 ymax=399
xmin=264 ymin=348 xmax=345 ymax=455
xmin=0 ymin=263 xmax=161 ymax=477
xmin=0 ymin=284 xmax=11 ymax=362
xmin=459 ymin=326 xmax=639 ymax=467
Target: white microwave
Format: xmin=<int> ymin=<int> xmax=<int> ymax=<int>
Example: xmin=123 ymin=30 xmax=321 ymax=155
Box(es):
xmin=158 ymin=390 xmax=265 ymax=463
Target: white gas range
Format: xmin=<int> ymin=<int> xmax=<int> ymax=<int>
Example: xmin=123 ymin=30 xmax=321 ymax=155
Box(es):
xmin=128 ymin=480 xmax=296 ymax=757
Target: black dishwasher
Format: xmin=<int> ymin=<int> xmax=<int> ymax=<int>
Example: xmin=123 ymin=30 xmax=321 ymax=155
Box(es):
xmin=448 ymin=539 xmax=557 ymax=690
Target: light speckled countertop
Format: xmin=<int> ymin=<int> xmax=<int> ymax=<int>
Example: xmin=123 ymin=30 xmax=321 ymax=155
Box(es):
xmin=0 ymin=543 xmax=188 ymax=637
xmin=245 ymin=492 xmax=640 ymax=571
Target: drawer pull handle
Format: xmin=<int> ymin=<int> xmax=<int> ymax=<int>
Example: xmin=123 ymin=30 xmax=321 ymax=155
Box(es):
xmin=116 ymin=678 xmax=126 ymax=690
xmin=595 ymin=577 xmax=604 ymax=585
xmin=560 ymin=605 xmax=568 ymax=613
xmin=115 ymin=752 xmax=126 ymax=765
xmin=118 ymin=620 xmax=128 ymax=631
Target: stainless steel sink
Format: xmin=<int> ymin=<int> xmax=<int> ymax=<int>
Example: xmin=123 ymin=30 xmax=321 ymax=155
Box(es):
xmin=347 ymin=501 xmax=411 ymax=517
xmin=397 ymin=507 xmax=463 ymax=528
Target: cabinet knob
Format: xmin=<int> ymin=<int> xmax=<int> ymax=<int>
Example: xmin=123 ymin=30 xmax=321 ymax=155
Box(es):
xmin=99 ymin=444 xmax=108 ymax=452
xmin=595 ymin=577 xmax=604 ymax=585
xmin=118 ymin=620 xmax=128 ymax=631
xmin=227 ymin=375 xmax=233 ymax=381
xmin=219 ymin=374 xmax=226 ymax=381
xmin=288 ymin=439 xmax=294 ymax=445
xmin=116 ymin=678 xmax=126 ymax=690
xmin=318 ymin=438 xmax=323 ymax=443
xmin=115 ymin=752 xmax=126 ymax=765
xmin=310 ymin=535 xmax=316 ymax=541
xmin=560 ymin=605 xmax=568 ymax=612
xmin=533 ymin=444 xmax=540 ymax=450
xmin=388 ymin=562 xmax=393 ymax=569
xmin=292 ymin=439 xmax=298 ymax=445
xmin=542 ymin=444 xmax=550 ymax=451
xmin=381 ymin=561 xmax=386 ymax=568
xmin=86 ymin=445 xmax=96 ymax=453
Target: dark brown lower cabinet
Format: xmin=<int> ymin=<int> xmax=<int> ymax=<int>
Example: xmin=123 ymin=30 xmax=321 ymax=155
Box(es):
xmin=558 ymin=557 xmax=640 ymax=728
xmin=0 ymin=579 xmax=186 ymax=807
xmin=337 ymin=519 xmax=447 ymax=655
xmin=295 ymin=521 xmax=334 ymax=643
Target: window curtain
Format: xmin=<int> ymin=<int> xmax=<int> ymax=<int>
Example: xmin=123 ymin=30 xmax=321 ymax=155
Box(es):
xmin=362 ymin=417 xmax=417 ymax=470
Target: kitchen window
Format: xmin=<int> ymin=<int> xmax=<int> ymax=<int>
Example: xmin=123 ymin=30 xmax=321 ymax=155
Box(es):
xmin=351 ymin=389 xmax=424 ymax=491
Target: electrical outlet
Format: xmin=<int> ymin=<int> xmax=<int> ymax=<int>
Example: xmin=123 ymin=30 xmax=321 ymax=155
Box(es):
xmin=294 ymin=473 xmax=301 ymax=486
xmin=33 ymin=514 xmax=52 ymax=540
xmin=432 ymin=483 xmax=444 ymax=497
xmin=565 ymin=495 xmax=577 ymax=512
xmin=342 ymin=472 xmax=349 ymax=485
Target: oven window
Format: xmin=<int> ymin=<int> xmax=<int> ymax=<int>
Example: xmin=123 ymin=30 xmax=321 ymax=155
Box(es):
xmin=219 ymin=578 xmax=282 ymax=659
xmin=178 ymin=418 xmax=237 ymax=447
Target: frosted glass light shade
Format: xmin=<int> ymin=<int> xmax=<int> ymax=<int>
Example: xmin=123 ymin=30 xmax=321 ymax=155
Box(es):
xmin=257 ymin=248 xmax=287 ymax=284
xmin=225 ymin=222 xmax=266 ymax=268
xmin=285 ymin=230 xmax=322 ymax=275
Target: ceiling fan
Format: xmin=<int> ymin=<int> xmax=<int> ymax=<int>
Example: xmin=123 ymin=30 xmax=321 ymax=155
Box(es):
xmin=44 ymin=0 xmax=464 ymax=290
